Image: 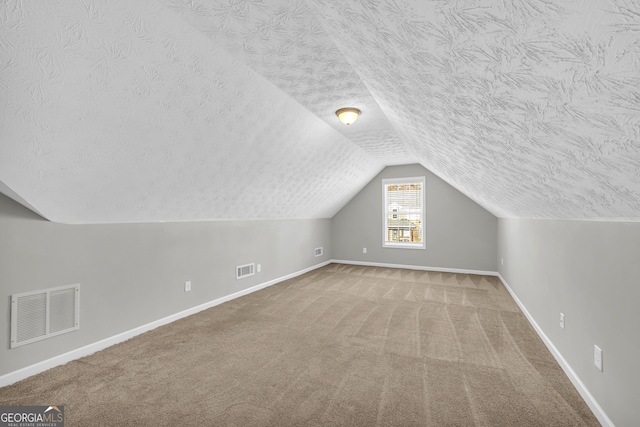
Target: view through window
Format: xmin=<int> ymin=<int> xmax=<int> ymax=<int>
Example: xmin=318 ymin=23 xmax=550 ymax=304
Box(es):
xmin=382 ymin=176 xmax=425 ymax=249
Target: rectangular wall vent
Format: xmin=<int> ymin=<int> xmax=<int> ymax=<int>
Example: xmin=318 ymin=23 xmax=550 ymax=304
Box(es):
xmin=11 ymin=284 xmax=79 ymax=349
xmin=315 ymin=247 xmax=323 ymax=257
xmin=236 ymin=263 xmax=255 ymax=279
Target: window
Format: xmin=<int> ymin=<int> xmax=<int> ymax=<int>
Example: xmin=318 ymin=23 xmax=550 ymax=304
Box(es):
xmin=382 ymin=176 xmax=425 ymax=249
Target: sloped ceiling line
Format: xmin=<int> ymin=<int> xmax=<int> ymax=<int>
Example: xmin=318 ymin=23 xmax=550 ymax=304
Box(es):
xmin=162 ymin=0 xmax=416 ymax=164
xmin=306 ymin=0 xmax=640 ymax=220
xmin=0 ymin=0 xmax=383 ymax=223
xmin=1 ymin=0 xmax=639 ymax=223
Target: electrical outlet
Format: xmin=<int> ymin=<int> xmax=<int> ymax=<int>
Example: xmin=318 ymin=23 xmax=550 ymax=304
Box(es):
xmin=184 ymin=281 xmax=191 ymax=292
xmin=594 ymin=345 xmax=603 ymax=371
xmin=363 ymin=248 xmax=367 ymax=254
xmin=501 ymin=258 xmax=504 ymax=266
xmin=257 ymin=264 xmax=261 ymax=273
xmin=560 ymin=313 xmax=565 ymax=330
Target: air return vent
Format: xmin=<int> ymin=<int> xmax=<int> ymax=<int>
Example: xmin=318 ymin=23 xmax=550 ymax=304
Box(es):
xmin=236 ymin=263 xmax=255 ymax=279
xmin=315 ymin=247 xmax=323 ymax=257
xmin=11 ymin=284 xmax=79 ymax=348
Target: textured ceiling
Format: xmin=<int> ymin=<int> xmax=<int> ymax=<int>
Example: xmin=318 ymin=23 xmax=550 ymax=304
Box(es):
xmin=1 ymin=0 xmax=639 ymax=223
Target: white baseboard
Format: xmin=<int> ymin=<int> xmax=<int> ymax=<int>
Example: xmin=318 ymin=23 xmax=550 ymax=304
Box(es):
xmin=0 ymin=260 xmax=332 ymax=388
xmin=498 ymin=273 xmax=614 ymax=427
xmin=331 ymin=259 xmax=498 ymax=277
xmin=332 ymin=260 xmax=612 ymax=426
xmin=0 ymin=259 xmax=613 ymax=427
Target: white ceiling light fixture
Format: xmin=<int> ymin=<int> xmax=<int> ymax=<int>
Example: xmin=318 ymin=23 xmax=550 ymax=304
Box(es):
xmin=335 ymin=107 xmax=361 ymax=125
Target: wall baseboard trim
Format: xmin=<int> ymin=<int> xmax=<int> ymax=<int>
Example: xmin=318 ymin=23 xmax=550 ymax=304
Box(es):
xmin=0 ymin=258 xmax=614 ymax=427
xmin=0 ymin=260 xmax=332 ymax=388
xmin=330 ymin=259 xmax=498 ymax=277
xmin=331 ymin=260 xmax=613 ymax=426
xmin=498 ymin=273 xmax=614 ymax=427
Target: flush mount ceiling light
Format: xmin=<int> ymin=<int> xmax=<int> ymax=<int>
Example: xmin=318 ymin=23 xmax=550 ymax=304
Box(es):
xmin=335 ymin=107 xmax=361 ymax=125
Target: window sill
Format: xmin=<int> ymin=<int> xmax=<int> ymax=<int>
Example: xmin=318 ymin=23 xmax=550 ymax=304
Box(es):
xmin=383 ymin=242 xmax=426 ymax=250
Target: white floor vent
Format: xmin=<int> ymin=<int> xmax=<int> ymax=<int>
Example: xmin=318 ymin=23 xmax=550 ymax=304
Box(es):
xmin=11 ymin=284 xmax=79 ymax=349
xmin=236 ymin=263 xmax=255 ymax=279
xmin=315 ymin=247 xmax=323 ymax=257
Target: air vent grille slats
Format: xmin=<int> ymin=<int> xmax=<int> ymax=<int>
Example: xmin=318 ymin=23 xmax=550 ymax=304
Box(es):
xmin=50 ymin=288 xmax=77 ymax=333
xmin=236 ymin=263 xmax=255 ymax=279
xmin=16 ymin=293 xmax=47 ymax=343
xmin=11 ymin=284 xmax=79 ymax=348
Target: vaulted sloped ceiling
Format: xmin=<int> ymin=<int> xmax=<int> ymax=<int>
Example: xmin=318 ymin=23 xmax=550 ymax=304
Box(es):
xmin=1 ymin=0 xmax=639 ymax=223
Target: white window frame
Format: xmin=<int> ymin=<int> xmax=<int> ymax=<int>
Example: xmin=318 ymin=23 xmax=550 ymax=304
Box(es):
xmin=382 ymin=176 xmax=425 ymax=250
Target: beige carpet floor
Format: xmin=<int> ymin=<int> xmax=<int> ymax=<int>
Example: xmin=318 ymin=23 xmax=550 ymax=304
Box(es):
xmin=0 ymin=263 xmax=599 ymax=426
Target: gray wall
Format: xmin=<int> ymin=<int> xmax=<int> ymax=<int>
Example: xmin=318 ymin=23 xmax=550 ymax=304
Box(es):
xmin=498 ymin=218 xmax=640 ymax=426
xmin=0 ymin=193 xmax=331 ymax=376
xmin=332 ymin=164 xmax=497 ymax=272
